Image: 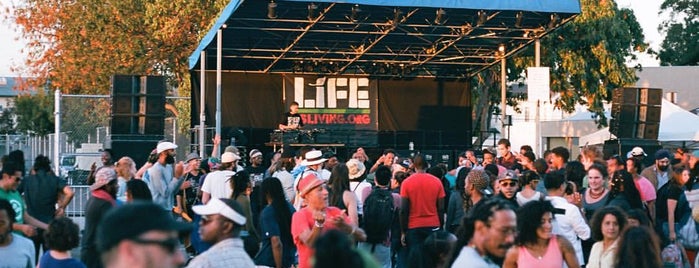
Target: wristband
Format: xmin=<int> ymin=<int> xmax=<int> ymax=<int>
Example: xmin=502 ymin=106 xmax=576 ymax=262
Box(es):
xmin=314 ymin=220 xmax=324 ymax=228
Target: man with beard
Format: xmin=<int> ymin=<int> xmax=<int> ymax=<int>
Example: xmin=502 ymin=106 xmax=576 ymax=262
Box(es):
xmin=641 ymin=149 xmax=674 ymax=190
xmin=0 ymin=198 xmax=35 ymax=267
xmin=187 ymin=198 xmax=254 ymax=268
xmin=494 ymin=170 xmax=519 ymax=209
xmin=449 ymin=198 xmax=516 ymax=267
xmin=81 ymin=167 xmax=119 ymax=268
xmin=146 ymin=142 xmax=186 ymax=211
xmin=245 ymin=149 xmax=266 ymax=230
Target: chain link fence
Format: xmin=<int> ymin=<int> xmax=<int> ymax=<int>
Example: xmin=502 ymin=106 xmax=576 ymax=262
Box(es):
xmin=52 ymin=93 xmax=187 ymax=185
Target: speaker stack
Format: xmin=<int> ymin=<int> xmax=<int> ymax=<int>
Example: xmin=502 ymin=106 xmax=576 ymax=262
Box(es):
xmin=108 ymin=75 xmax=166 ymax=167
xmin=609 ymin=87 xmax=662 ymax=140
xmin=606 ymin=87 xmax=663 ymax=166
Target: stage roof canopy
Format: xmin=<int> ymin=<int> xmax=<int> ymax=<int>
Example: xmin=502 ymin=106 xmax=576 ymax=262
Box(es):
xmin=189 ymin=0 xmax=580 ymax=79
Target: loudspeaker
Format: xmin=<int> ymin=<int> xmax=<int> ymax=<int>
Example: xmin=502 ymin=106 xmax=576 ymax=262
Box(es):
xmin=108 ymin=138 xmax=160 ymax=168
xmin=111 ymin=75 xmax=166 ymax=136
xmin=610 ymin=87 xmax=662 ymax=140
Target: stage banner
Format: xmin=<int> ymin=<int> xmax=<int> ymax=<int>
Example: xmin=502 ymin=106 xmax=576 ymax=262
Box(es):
xmin=283 ymin=75 xmax=378 ymax=131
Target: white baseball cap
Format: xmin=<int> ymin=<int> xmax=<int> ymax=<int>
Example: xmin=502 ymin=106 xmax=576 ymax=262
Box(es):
xmin=192 ymin=198 xmax=246 ymax=225
xmin=626 ymin=146 xmax=647 ymax=158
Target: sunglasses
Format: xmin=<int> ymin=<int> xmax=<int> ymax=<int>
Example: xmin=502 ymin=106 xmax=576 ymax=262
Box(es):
xmin=499 ymin=181 xmax=518 ymax=187
xmin=130 ymin=236 xmax=180 ymax=254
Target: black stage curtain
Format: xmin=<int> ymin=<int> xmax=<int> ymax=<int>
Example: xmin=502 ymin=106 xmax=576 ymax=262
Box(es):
xmin=378 ymin=79 xmax=471 ymax=131
xmin=191 ymin=73 xmax=284 ymax=128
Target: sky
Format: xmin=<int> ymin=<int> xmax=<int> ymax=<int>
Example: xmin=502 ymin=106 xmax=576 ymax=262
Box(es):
xmin=0 ymin=0 xmax=666 ymax=77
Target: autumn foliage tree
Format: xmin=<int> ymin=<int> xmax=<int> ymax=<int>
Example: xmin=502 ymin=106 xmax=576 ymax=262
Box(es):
xmin=4 ymin=0 xmax=228 ymax=136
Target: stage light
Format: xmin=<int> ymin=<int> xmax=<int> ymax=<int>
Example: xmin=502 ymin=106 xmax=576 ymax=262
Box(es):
xmin=548 ymin=13 xmax=559 ymax=29
xmin=477 ymin=10 xmax=487 ymax=26
xmin=434 ymin=8 xmax=446 ymax=25
xmin=293 ymin=61 xmax=303 ymax=72
xmin=498 ymin=44 xmax=506 ymax=53
xmin=515 ymin=11 xmax=523 ymax=28
xmin=349 ymin=4 xmax=361 ymax=23
xmin=267 ymin=1 xmax=277 ymax=19
xmin=308 ymin=3 xmax=318 ymax=20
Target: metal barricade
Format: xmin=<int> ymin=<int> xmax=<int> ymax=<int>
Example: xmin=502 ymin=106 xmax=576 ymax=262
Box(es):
xmin=66 ymin=185 xmax=91 ymax=217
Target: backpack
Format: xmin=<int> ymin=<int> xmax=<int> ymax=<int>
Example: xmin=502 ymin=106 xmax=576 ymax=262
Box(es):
xmin=361 ymin=187 xmax=395 ymax=244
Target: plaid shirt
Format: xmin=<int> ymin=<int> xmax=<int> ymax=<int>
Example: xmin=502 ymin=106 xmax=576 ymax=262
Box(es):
xmin=186 ymin=238 xmax=254 ymax=268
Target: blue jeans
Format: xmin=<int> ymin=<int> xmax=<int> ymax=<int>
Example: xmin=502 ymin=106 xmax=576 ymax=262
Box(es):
xmin=358 ymin=242 xmax=391 ymax=268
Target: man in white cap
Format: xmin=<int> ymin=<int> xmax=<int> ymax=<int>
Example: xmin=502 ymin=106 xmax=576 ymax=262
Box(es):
xmin=626 ymin=146 xmax=647 ymax=168
xmin=145 ymin=141 xmax=186 ymax=211
xmin=187 ymin=198 xmax=254 ymax=268
xmin=245 ymin=149 xmax=266 ymax=230
xmin=201 ymin=152 xmax=241 ymax=204
xmin=292 ymin=150 xmax=327 ymax=210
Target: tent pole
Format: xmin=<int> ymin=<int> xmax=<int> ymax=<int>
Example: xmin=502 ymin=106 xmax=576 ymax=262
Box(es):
xmin=200 ymin=51 xmax=206 ymax=158
xmin=500 ymin=50 xmax=507 ymax=140
xmin=215 ymin=28 xmax=222 ymax=158
xmin=535 ymin=38 xmax=541 ymax=156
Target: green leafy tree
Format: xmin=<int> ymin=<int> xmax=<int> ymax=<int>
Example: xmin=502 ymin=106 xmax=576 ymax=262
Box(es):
xmin=14 ymin=93 xmax=54 ymax=136
xmin=0 ymin=107 xmax=17 ymax=135
xmin=657 ymin=0 xmax=699 ymax=65
xmin=472 ymin=0 xmax=647 ymax=141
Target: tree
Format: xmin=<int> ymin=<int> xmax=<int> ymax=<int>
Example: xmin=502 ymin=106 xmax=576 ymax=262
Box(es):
xmin=657 ymin=0 xmax=699 ymax=65
xmin=471 ymin=0 xmax=647 ymax=140
xmin=5 ymin=0 xmax=229 ymax=134
xmin=0 ymin=107 xmax=17 ymax=135
xmin=14 ymin=93 xmax=54 ymax=136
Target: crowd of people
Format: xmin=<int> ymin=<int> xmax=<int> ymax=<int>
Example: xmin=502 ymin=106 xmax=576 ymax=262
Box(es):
xmin=1 ymin=136 xmax=699 ymax=268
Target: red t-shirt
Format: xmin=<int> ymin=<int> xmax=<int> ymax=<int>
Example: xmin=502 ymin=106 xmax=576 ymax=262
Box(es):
xmin=291 ymin=206 xmax=348 ymax=268
xmin=400 ymin=173 xmax=446 ymax=229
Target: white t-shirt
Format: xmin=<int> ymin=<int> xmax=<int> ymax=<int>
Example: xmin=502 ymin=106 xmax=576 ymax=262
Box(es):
xmin=201 ymin=170 xmax=236 ymax=200
xmin=350 ymin=180 xmax=372 ymax=215
xmin=272 ymin=169 xmax=296 ymax=203
xmin=546 ymin=195 xmax=591 ymax=265
xmin=515 ymin=191 xmax=542 ymax=206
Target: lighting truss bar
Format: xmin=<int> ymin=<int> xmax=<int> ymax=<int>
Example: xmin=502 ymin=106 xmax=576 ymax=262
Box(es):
xmin=263 ymin=3 xmax=336 ymax=72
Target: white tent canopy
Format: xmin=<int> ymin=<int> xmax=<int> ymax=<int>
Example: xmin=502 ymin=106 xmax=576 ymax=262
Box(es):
xmin=578 ymin=99 xmax=699 ymax=146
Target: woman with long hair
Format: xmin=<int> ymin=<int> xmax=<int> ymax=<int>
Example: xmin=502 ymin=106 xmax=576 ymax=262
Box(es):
xmin=516 ymin=170 xmax=542 ymax=206
xmin=230 ymin=170 xmax=260 ymax=256
xmin=607 ymin=170 xmax=644 ymax=210
xmin=272 ymin=155 xmax=297 ymax=203
xmin=587 ymin=206 xmax=627 ymax=268
xmin=327 ymin=163 xmax=360 ymax=225
xmin=446 ymin=167 xmax=470 ymax=233
xmin=255 ymin=177 xmax=296 ymax=268
xmin=656 ymin=166 xmax=691 ymax=243
xmin=626 ymin=157 xmax=657 ymax=221
xmin=503 ymin=200 xmax=579 ymax=268
xmin=614 ymin=226 xmax=663 ymax=268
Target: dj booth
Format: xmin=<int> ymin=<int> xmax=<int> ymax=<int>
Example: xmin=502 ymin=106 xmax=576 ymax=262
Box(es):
xmin=266 ymin=129 xmax=345 ymax=151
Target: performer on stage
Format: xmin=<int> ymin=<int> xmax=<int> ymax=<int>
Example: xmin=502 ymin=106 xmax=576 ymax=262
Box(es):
xmin=279 ymin=101 xmax=304 ymax=130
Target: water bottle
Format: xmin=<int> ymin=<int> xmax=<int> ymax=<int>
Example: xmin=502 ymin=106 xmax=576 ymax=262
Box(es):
xmin=409 ymin=141 xmax=414 ymax=151
xmin=231 ymin=137 xmax=236 ymax=146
